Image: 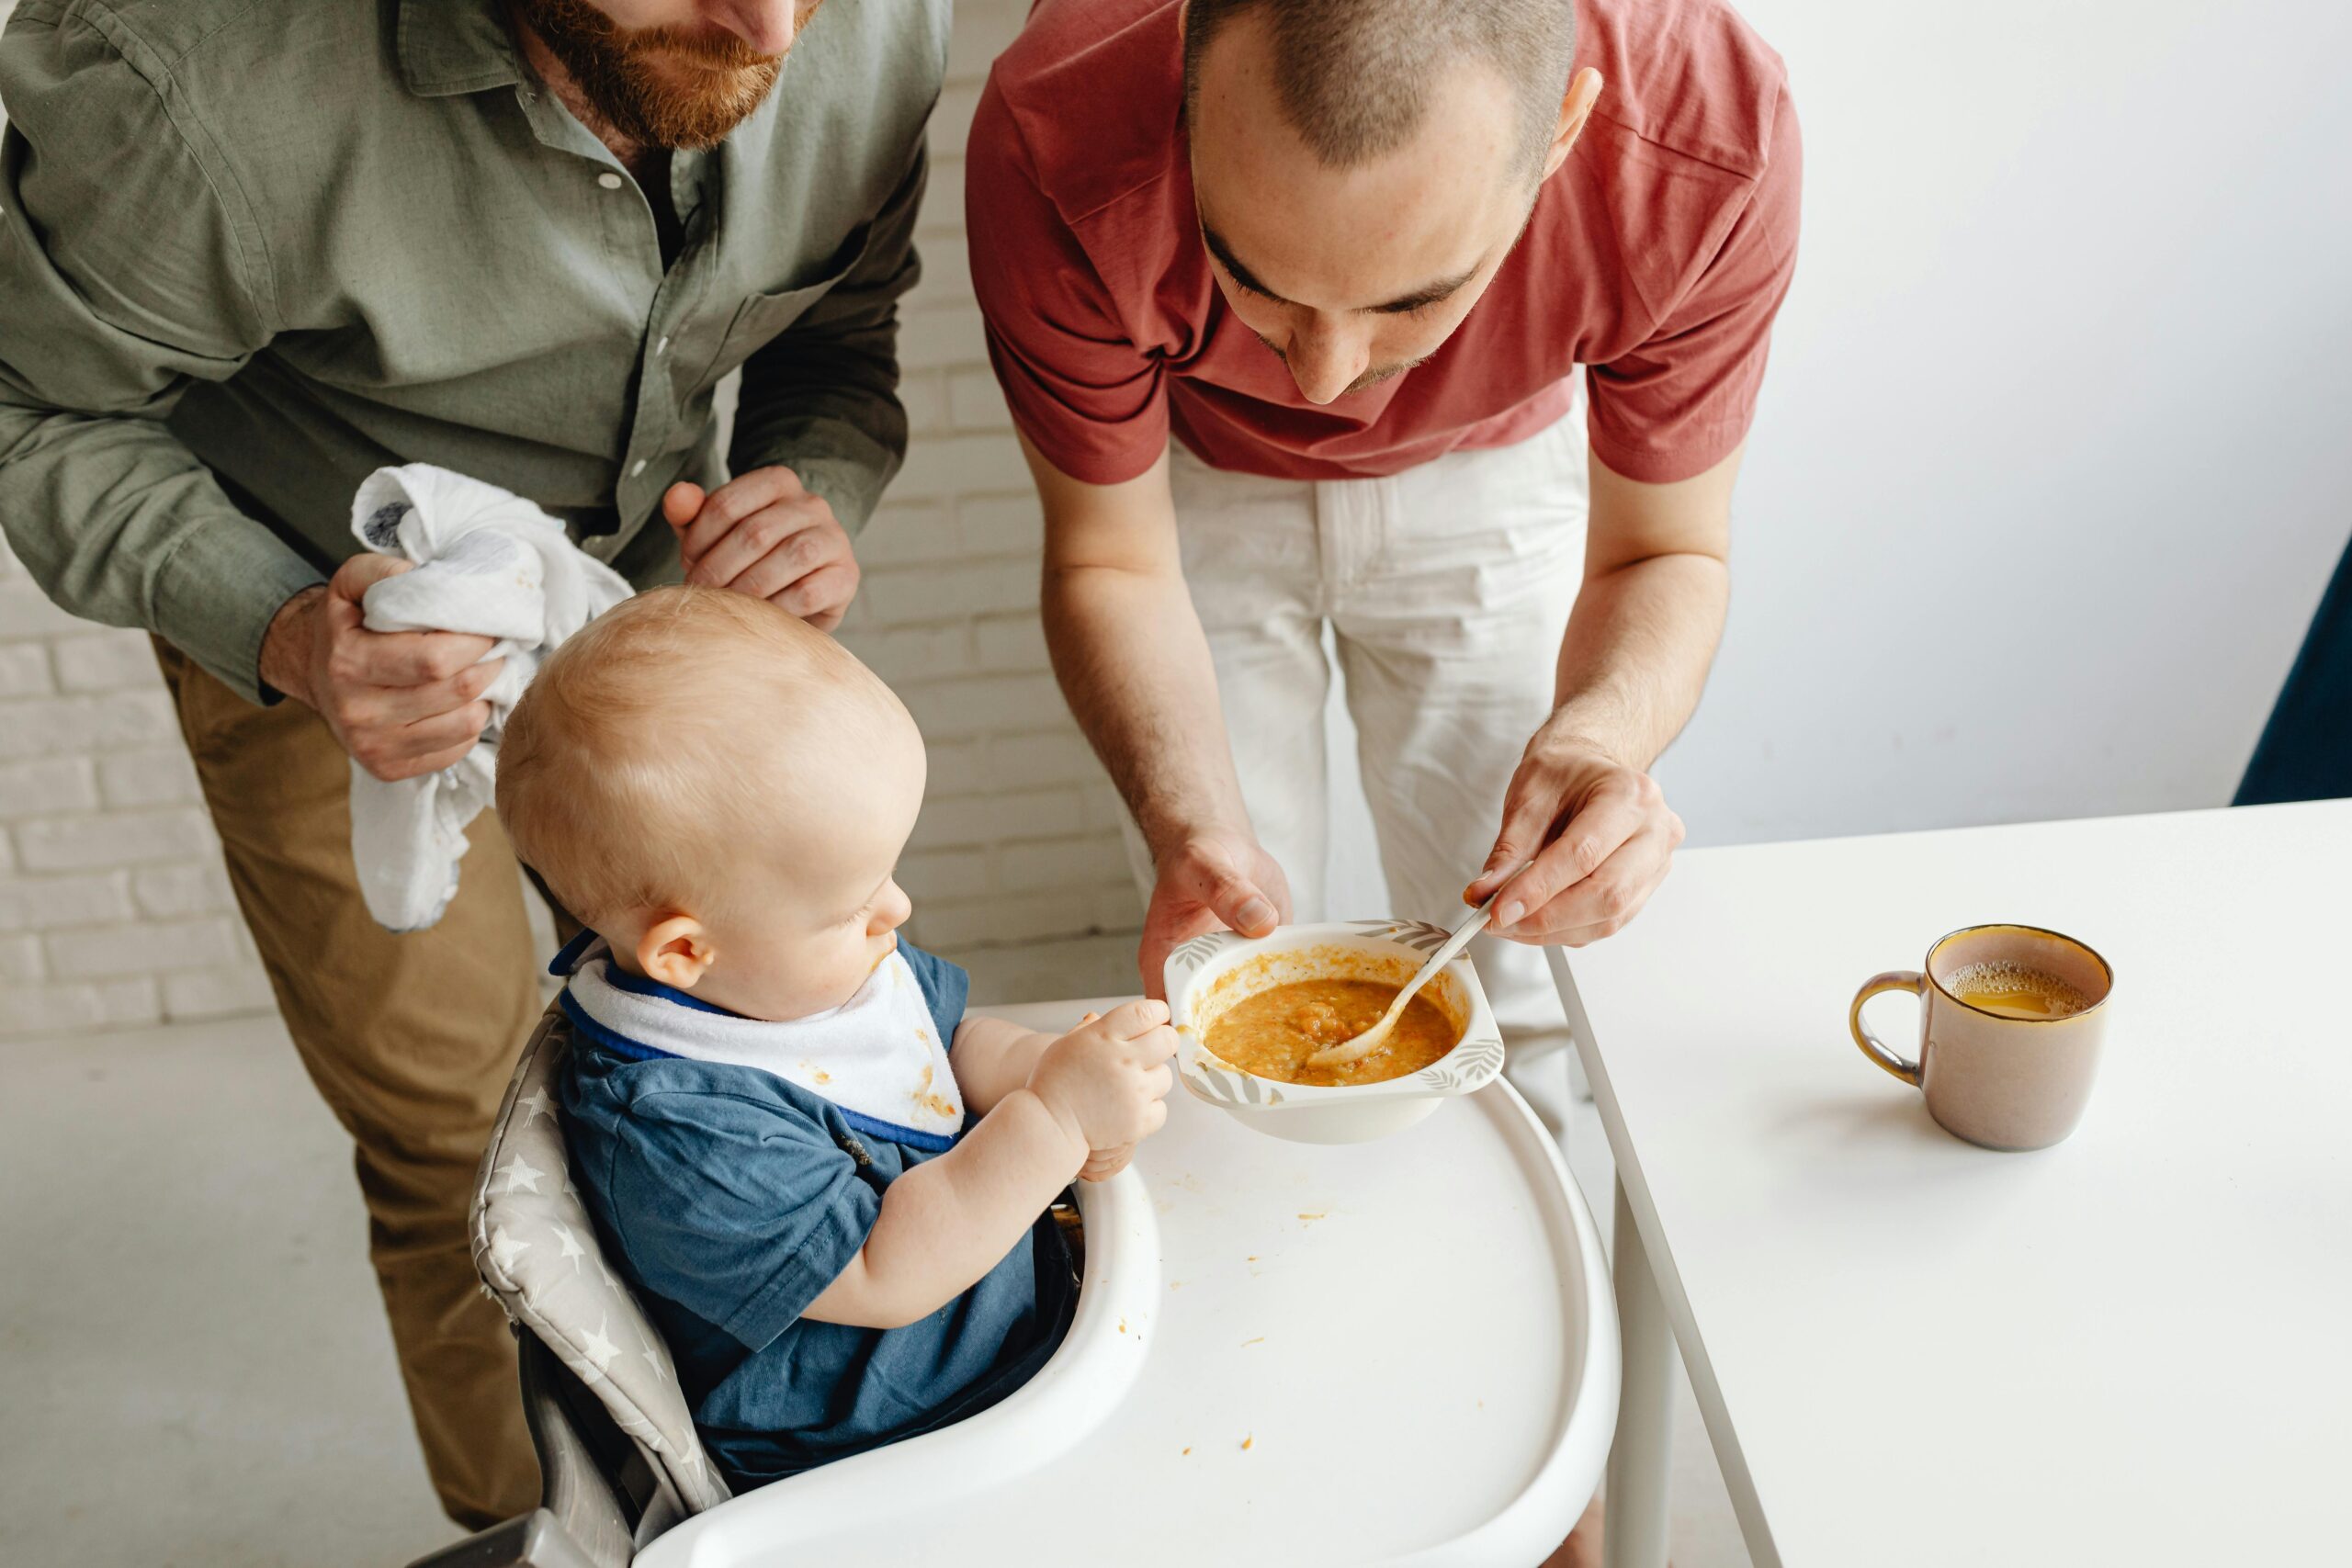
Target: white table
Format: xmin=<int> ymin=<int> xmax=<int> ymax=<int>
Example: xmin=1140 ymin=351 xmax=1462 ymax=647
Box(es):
xmin=1550 ymin=801 xmax=2352 ymax=1567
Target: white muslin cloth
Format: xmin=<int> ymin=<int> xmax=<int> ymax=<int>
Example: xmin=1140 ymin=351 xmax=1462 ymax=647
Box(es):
xmin=346 ymin=464 xmax=634 ymax=931
xmin=563 ymin=948 xmax=967 ymax=1144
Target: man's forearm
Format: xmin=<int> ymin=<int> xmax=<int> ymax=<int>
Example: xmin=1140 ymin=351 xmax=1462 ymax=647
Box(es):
xmin=1043 ymin=558 xmax=1252 ymax=860
xmin=1547 ymin=548 xmax=1730 ymax=770
xmin=256 ymin=585 xmax=329 ymax=706
xmin=1542 ymin=444 xmax=1743 ymax=772
xmin=1026 ymin=441 xmax=1288 ymax=973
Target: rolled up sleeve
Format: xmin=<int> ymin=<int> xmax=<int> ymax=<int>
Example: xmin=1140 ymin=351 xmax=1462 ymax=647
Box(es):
xmin=0 ymin=3 xmax=320 ymax=703
xmin=727 ymin=143 xmax=927 ymax=537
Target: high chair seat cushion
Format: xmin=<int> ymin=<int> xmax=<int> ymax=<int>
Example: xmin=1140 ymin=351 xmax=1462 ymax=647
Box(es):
xmin=471 ymin=1003 xmax=732 ymax=1515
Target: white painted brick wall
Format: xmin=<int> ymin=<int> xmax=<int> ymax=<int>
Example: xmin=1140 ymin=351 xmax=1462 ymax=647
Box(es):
xmin=0 ymin=0 xmax=1143 ymax=1037
xmin=0 ymin=531 xmax=271 ymax=1036
xmin=841 ymin=0 xmax=1145 ymax=993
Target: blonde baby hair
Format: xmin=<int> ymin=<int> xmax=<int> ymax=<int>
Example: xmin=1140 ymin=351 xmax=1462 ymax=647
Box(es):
xmin=496 ymin=585 xmax=915 ymax=927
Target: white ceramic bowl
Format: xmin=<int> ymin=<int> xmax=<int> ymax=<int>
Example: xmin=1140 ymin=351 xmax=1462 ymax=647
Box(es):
xmin=1164 ymin=919 xmax=1508 ymax=1144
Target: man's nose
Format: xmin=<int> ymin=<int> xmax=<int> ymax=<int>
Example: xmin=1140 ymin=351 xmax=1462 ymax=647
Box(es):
xmin=1286 ymin=321 xmax=1366 ymax=406
xmin=706 ymin=0 xmax=797 ymax=55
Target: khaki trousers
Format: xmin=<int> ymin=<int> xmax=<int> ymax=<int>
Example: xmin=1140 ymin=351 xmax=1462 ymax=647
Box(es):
xmin=155 ymin=642 xmax=542 ymax=1529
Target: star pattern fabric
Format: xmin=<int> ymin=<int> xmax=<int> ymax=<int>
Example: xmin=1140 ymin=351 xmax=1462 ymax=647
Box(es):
xmin=470 ymin=1005 xmax=731 ymax=1514
xmin=580 ymin=1317 xmax=619 ymax=1380
xmin=553 ymin=1223 xmax=588 ymax=1274
xmin=498 ymin=1152 xmax=544 ymax=1195
xmin=489 ymin=1226 xmax=530 ymax=1273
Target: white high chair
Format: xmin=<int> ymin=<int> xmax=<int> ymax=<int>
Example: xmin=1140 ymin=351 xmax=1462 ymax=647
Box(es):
xmin=410 ymin=997 xmax=1618 ymax=1568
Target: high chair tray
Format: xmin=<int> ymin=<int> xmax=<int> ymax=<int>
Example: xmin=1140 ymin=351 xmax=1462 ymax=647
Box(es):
xmin=635 ymin=998 xmax=1616 ymax=1568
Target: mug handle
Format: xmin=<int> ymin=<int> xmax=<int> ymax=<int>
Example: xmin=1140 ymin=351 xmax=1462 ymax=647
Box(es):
xmin=1849 ymin=971 xmax=1925 ymax=1086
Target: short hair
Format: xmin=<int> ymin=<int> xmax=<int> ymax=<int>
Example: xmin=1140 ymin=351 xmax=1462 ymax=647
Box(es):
xmin=1182 ymin=0 xmax=1577 ymax=177
xmin=495 ymin=586 xmax=907 ymax=926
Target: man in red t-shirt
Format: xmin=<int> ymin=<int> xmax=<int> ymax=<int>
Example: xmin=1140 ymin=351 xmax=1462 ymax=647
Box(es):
xmin=969 ymin=0 xmax=1799 ymax=1112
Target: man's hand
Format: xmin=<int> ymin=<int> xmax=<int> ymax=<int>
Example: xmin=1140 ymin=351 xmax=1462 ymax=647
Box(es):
xmin=1137 ymin=831 xmax=1291 ymax=999
xmin=1464 ymin=721 xmax=1686 ymax=948
xmin=258 ymin=557 xmax=502 ymax=783
xmin=666 ymin=468 xmax=859 ymax=629
xmin=1028 ymin=999 xmax=1179 ymax=1160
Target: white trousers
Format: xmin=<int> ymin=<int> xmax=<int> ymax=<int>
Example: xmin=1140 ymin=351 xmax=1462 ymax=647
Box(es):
xmin=1142 ymin=411 xmax=1592 ymax=1125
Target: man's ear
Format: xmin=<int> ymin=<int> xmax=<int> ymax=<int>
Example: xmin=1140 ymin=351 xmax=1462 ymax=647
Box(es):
xmin=638 ymin=915 xmax=717 ymax=988
xmin=1541 ymin=67 xmax=1606 ymax=179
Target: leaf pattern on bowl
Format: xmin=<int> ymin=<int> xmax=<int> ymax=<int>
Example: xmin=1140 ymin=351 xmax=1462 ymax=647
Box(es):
xmin=1418 ymin=1035 xmax=1507 ymax=1094
xmin=1167 ymin=930 xmax=1242 ymax=985
xmin=1187 ymin=1058 xmax=1285 ymax=1108
xmin=1345 ymin=919 xmax=1452 ymax=953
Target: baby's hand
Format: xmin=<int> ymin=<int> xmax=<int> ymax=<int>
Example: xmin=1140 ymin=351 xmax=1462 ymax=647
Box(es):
xmin=1069 ymin=1012 xmax=1128 ymax=1181
xmin=1029 ymin=999 xmax=1177 ymax=1167
xmin=1079 ymin=1142 xmax=1136 ymax=1183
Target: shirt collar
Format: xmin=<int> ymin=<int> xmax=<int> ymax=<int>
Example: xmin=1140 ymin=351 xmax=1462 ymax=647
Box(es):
xmin=397 ymin=0 xmax=528 ymax=98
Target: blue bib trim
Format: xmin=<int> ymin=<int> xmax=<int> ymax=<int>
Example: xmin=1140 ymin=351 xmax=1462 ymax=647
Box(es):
xmin=548 ymin=926 xmax=602 ymax=978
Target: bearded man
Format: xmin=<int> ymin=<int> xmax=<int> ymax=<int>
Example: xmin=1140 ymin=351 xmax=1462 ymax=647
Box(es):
xmin=0 ymin=0 xmax=943 ymax=1525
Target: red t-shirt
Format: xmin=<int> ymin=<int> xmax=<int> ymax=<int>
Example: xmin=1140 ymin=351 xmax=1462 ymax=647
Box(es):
xmin=967 ymin=0 xmax=1800 ymax=487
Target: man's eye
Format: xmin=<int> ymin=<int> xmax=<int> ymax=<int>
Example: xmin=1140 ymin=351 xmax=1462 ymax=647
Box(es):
xmin=1216 ymin=263 xmax=1271 ymax=300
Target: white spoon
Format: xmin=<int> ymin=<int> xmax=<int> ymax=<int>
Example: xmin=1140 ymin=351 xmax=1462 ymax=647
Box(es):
xmin=1306 ymin=862 xmax=1529 ymax=1070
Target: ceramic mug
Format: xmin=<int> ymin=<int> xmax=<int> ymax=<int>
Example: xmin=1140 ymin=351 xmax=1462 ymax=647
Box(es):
xmin=1849 ymin=923 xmax=2115 ymax=1150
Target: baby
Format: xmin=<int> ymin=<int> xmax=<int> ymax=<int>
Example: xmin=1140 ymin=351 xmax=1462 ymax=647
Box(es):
xmin=494 ymin=585 xmax=1176 ymax=1488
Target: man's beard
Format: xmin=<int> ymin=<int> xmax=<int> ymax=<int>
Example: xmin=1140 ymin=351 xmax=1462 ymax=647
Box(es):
xmin=514 ymin=0 xmax=816 ymax=150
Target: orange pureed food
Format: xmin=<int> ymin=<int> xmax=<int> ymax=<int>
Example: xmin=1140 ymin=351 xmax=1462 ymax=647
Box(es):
xmin=1204 ymin=977 xmax=1458 ymax=1087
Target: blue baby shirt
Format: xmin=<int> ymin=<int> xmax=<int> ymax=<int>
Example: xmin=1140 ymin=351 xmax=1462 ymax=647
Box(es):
xmin=556 ymin=940 xmax=1077 ymax=1488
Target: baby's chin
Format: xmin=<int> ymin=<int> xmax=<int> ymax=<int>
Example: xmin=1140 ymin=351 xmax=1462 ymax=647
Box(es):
xmin=790 ymin=933 xmax=899 ymax=1017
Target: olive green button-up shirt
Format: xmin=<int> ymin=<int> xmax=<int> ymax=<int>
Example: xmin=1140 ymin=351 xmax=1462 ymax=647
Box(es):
xmin=0 ymin=0 xmax=945 ymax=701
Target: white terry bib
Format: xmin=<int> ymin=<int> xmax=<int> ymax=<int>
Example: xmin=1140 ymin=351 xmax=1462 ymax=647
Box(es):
xmin=565 ymin=949 xmax=966 ymax=1144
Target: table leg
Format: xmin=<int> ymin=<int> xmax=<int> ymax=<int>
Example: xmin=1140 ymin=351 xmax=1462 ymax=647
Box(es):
xmin=1605 ymin=1174 xmax=1675 ymax=1568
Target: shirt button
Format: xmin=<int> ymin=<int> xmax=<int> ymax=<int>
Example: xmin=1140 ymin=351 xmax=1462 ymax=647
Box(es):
xmin=656 ymin=336 xmax=671 ymax=355
xmin=629 ymin=458 xmax=648 ymax=477
xmin=596 ymin=172 xmax=624 ymax=191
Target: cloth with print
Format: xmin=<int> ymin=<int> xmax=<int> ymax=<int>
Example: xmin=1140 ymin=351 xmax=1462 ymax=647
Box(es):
xmin=556 ymin=937 xmax=1078 ymax=1488
xmin=345 ymin=463 xmax=634 ymax=931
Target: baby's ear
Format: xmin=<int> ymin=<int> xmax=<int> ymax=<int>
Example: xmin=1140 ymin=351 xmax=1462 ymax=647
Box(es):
xmin=639 ymin=915 xmax=716 ymax=988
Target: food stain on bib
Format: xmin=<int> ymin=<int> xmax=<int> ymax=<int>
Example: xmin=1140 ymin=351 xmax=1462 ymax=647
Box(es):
xmin=910 ymin=1063 xmax=956 ymax=1120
